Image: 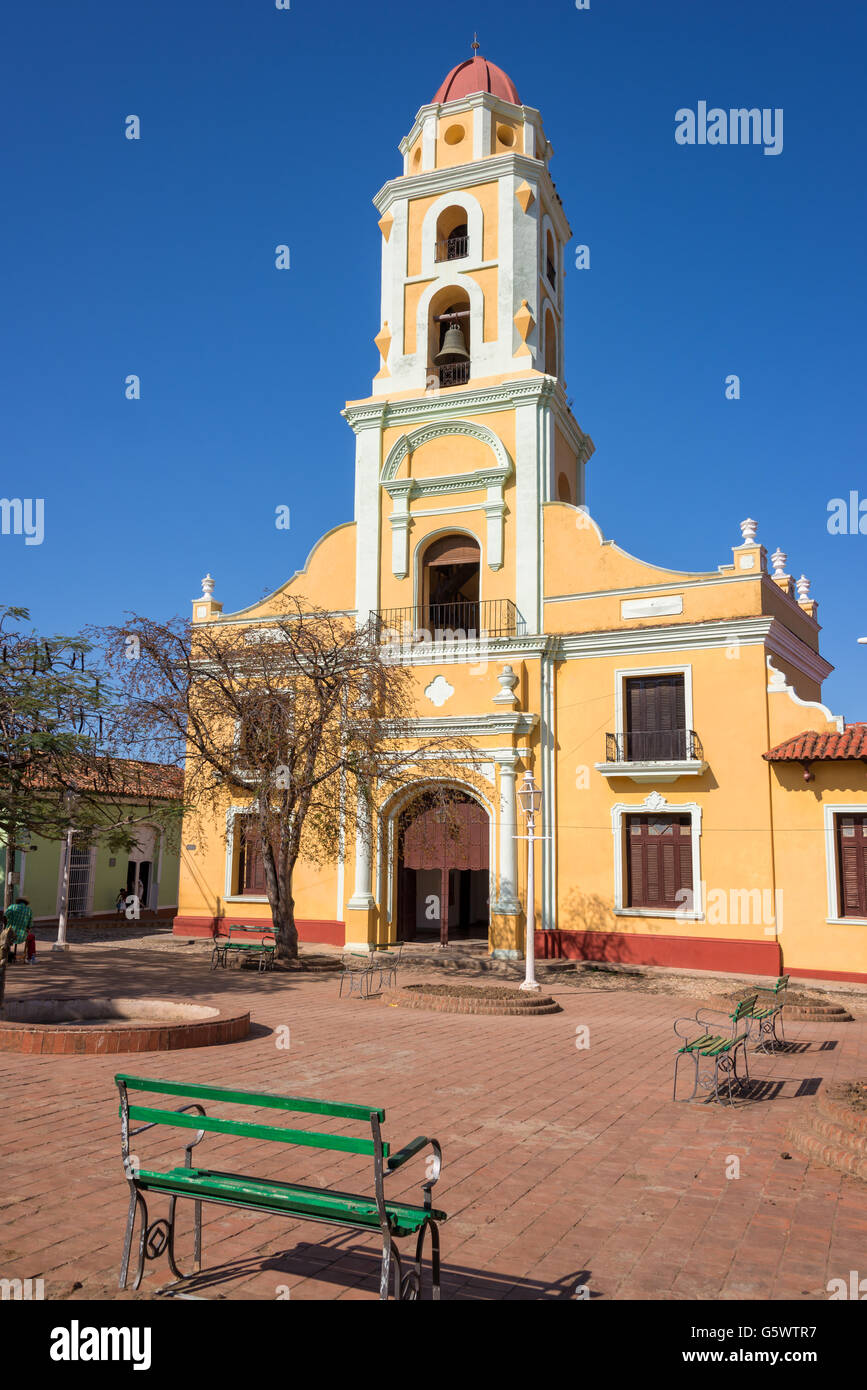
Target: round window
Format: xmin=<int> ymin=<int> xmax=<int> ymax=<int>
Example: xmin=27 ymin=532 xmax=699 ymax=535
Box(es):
xmin=444 ymin=123 xmax=465 ymax=146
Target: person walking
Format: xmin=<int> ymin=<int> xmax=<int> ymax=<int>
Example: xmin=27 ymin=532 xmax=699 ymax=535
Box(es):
xmin=116 ymin=887 xmax=127 ymax=917
xmin=4 ymin=897 xmax=32 ymax=965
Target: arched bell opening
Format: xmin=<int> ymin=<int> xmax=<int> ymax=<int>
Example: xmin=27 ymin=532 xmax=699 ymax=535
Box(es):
xmin=545 ymin=228 xmax=557 ymax=290
xmin=428 ymin=286 xmax=471 ymax=388
xmin=544 ymin=306 xmax=558 ymax=378
xmin=396 ymin=789 xmax=490 ymax=946
xmin=434 ymin=206 xmax=469 ymax=263
xmin=420 ymin=532 xmax=481 ymax=638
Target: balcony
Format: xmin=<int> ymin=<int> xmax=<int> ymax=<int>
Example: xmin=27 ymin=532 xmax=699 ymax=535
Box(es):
xmin=595 ymin=729 xmax=706 ymax=784
xmin=374 ymin=599 xmax=523 ymax=649
xmin=437 ymin=361 xmax=470 ymax=388
xmin=435 ymin=235 xmax=469 ymax=262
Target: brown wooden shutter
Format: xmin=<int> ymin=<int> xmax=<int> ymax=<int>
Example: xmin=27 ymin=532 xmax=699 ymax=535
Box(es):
xmin=239 ymin=818 xmax=266 ymax=895
xmin=626 ymin=815 xmax=692 ymax=909
xmin=424 ymin=535 xmax=480 ymax=566
xmin=626 ymin=676 xmax=686 ymax=760
xmin=837 ymin=814 xmax=867 ymax=917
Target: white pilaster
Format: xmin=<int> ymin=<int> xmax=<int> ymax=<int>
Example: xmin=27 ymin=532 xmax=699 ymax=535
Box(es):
xmin=493 ymin=760 xmax=520 ymax=912
xmin=352 ymin=417 xmax=384 ymax=626
xmin=347 ymin=794 xmax=375 ymax=909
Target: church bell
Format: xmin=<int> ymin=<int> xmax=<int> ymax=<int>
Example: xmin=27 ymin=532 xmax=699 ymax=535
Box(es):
xmin=433 ymin=321 xmax=470 ymax=365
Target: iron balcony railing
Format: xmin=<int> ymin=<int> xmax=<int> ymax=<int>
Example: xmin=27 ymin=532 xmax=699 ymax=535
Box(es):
xmin=435 ymin=234 xmax=469 ymax=262
xmin=605 ymin=729 xmax=703 ymax=763
xmin=374 ymin=599 xmax=523 ymax=645
xmin=437 ymin=360 xmax=470 ymax=387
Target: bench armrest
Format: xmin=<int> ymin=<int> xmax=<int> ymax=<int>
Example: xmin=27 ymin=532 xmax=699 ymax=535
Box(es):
xmin=694 ymin=1005 xmax=739 ymax=1028
xmin=125 ymin=1102 xmax=207 ymax=1177
xmin=386 ymin=1135 xmax=443 ymax=1210
xmin=673 ymin=1015 xmax=704 ymax=1041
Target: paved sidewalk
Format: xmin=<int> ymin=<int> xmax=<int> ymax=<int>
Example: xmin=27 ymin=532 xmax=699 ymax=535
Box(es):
xmin=1 ymin=948 xmax=865 ymax=1301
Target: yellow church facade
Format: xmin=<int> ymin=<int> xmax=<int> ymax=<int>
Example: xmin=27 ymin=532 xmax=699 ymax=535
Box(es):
xmin=174 ymin=54 xmax=867 ymax=984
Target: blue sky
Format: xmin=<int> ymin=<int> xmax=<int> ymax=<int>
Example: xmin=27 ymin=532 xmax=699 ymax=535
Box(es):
xmin=3 ymin=0 xmax=865 ymax=716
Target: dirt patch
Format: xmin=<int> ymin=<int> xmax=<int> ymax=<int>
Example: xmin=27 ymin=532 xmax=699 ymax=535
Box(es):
xmin=827 ymin=1080 xmax=867 ymax=1113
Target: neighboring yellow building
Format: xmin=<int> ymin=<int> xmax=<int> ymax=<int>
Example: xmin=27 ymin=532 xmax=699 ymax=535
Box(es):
xmin=174 ymin=53 xmax=867 ymax=983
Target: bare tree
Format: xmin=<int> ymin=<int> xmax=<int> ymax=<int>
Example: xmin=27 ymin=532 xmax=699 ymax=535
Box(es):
xmin=94 ymin=598 xmax=474 ymax=965
xmin=0 ymin=606 xmax=175 ymax=906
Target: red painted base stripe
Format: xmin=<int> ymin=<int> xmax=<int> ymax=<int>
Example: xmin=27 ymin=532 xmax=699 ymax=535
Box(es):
xmin=172 ymin=915 xmax=345 ymax=946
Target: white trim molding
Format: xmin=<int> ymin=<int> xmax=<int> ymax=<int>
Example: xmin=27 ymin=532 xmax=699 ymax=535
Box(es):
xmin=380 ymin=419 xmax=512 ymax=578
xmin=610 ymin=791 xmax=704 ymax=919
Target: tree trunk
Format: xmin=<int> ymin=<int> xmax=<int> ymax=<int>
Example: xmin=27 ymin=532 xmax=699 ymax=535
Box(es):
xmin=3 ymin=823 xmax=17 ymax=911
xmin=0 ymin=925 xmax=12 ymax=1017
xmin=273 ymin=893 xmax=299 ymax=965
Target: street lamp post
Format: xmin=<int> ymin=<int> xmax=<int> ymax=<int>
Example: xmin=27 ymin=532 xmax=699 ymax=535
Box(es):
xmin=516 ymin=770 xmax=543 ymax=992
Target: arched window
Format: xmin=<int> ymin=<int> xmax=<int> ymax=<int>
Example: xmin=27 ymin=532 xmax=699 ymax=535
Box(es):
xmin=557 ymin=471 xmax=572 ymax=504
xmin=435 ymin=206 xmax=470 ymax=263
xmin=545 ymin=230 xmax=557 ymax=289
xmin=421 ymin=534 xmax=481 ymax=637
xmin=428 ymin=286 xmax=471 ymax=388
xmin=544 ymin=308 xmax=558 ymax=377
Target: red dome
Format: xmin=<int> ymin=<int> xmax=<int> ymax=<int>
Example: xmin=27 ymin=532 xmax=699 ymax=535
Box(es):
xmin=432 ymin=55 xmax=519 ymax=106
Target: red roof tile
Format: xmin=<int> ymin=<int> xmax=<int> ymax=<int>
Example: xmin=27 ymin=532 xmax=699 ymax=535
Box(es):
xmin=764 ymin=724 xmax=867 ymax=762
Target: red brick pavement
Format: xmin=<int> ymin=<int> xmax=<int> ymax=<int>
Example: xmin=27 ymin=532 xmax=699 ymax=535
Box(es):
xmin=1 ymin=948 xmax=865 ymax=1301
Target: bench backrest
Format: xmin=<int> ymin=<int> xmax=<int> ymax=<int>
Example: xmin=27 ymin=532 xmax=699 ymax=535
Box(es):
xmin=731 ymin=994 xmax=758 ymax=1024
xmin=227 ymin=924 xmax=276 ymax=942
xmin=115 ymin=1074 xmax=388 ymax=1157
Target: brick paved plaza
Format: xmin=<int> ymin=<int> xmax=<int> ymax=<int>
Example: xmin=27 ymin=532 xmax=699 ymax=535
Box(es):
xmin=2 ymin=938 xmax=866 ymax=1302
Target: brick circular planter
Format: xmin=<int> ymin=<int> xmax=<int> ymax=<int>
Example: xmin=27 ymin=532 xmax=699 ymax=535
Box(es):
xmin=786 ymin=1081 xmax=867 ymax=1181
xmin=712 ymin=993 xmax=853 ymax=1023
xmin=782 ymin=1002 xmax=854 ymax=1022
xmin=381 ymin=985 xmax=562 ymax=1016
xmin=0 ymin=997 xmax=250 ymax=1054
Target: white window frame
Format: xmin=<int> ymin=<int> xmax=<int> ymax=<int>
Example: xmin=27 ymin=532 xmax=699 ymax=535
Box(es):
xmin=610 ymin=793 xmax=703 ymax=919
xmin=824 ymin=804 xmax=867 ymax=925
xmin=224 ymin=804 xmax=269 ymax=904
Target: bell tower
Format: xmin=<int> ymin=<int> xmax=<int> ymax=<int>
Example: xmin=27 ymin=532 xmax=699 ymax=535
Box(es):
xmin=343 ymin=46 xmax=594 ymax=636
xmin=372 ymin=46 xmax=570 ymax=393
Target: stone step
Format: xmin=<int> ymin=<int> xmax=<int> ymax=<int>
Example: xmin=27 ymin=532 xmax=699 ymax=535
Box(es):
xmin=786 ymin=1090 xmax=867 ymax=1180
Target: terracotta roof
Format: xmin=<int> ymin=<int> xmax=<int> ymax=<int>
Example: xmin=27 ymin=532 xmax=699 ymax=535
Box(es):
xmin=27 ymin=758 xmax=184 ymax=801
xmin=432 ymin=56 xmax=519 ymax=106
xmin=764 ymin=725 xmax=867 ymax=763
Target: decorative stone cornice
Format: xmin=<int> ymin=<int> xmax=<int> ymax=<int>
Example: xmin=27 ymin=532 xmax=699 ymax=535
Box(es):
xmin=343 ymin=374 xmax=562 ymax=436
xmin=393 ymin=712 xmax=539 ymax=740
xmin=555 ymin=616 xmax=833 ymax=686
xmin=373 ymin=152 xmax=572 ymax=243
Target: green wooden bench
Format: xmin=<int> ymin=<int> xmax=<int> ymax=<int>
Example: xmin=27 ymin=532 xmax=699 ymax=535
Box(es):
xmin=115 ymin=1074 xmax=446 ymax=1300
xmin=210 ymin=924 xmax=277 ymax=973
xmin=736 ymin=974 xmax=790 ymax=1054
xmin=672 ymin=994 xmax=758 ymax=1104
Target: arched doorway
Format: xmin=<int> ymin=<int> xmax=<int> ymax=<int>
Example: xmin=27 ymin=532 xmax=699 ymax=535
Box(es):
xmin=396 ymin=790 xmax=490 ymax=946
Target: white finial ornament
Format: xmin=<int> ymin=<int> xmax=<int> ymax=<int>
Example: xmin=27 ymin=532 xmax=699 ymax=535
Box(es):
xmin=739 ymin=518 xmax=758 ymax=545
xmin=201 ymin=574 xmax=215 ymax=600
xmin=770 ymin=548 xmax=788 ymax=577
xmin=493 ymin=664 xmax=520 ymax=706
xmin=795 ymin=574 xmax=811 ymax=602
